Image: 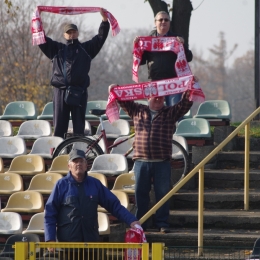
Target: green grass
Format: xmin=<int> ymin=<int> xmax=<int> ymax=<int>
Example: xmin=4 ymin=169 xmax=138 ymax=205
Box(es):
xmin=230 ymin=122 xmax=260 ymax=138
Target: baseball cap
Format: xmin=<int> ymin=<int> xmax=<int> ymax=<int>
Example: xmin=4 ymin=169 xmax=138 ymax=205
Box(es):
xmin=64 ymin=24 xmax=78 ymax=33
xmin=69 ymin=149 xmax=86 ymax=161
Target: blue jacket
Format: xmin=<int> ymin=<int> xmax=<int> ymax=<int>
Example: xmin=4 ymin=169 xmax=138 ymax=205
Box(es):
xmin=44 ymin=172 xmax=137 ymax=242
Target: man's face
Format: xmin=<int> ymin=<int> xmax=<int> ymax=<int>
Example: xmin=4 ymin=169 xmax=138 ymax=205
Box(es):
xmin=68 ymin=157 xmax=87 ymax=182
xmin=148 ymin=96 xmax=165 ymax=111
xmin=155 ymin=13 xmax=170 ymax=33
xmin=63 ymin=29 xmax=79 ymax=40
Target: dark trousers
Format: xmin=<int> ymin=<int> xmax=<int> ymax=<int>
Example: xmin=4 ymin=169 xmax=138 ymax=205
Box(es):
xmin=53 ymin=87 xmax=88 ymax=138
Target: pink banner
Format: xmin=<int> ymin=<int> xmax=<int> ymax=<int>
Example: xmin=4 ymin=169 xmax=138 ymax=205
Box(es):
xmin=31 ymin=6 xmax=120 ymax=45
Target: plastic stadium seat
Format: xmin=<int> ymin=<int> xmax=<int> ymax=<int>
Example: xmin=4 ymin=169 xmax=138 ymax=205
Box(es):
xmin=5 ymin=155 xmax=45 ymax=176
xmin=28 ymin=136 xmax=64 ymax=159
xmin=0 ymin=137 xmax=27 ymax=158
xmin=110 ymin=136 xmax=134 ymax=158
xmin=87 ymin=136 xmax=106 ymax=153
xmin=183 ymin=109 xmax=192 ymax=119
xmin=22 ymin=212 xmax=44 ymax=235
xmin=175 ymin=118 xmax=211 ymax=138
xmin=88 ymin=173 xmax=108 ymax=187
xmin=37 ymin=102 xmax=53 ymax=120
xmin=85 ymin=100 xmax=107 ymax=120
xmin=0 ymin=212 xmax=23 ymax=234
xmin=98 ymin=190 xmax=130 ymax=213
xmin=112 ymin=172 xmax=135 ymax=195
xmin=96 ymin=119 xmax=130 ymax=139
xmin=46 ymin=155 xmax=69 ymax=175
xmin=193 ymin=100 xmax=231 ymax=120
xmin=27 ymin=173 xmax=63 ymax=194
xmin=0 ymin=120 xmax=13 ymax=137
xmin=88 ymin=154 xmax=128 ymax=176
xmin=0 ymin=173 xmax=23 ymax=195
xmin=98 ymin=212 xmax=110 ymax=235
xmin=68 ymin=120 xmax=92 ymax=135
xmin=0 ymin=101 xmax=37 ymax=120
xmin=0 ymin=233 xmax=40 ymax=258
xmin=16 ymin=120 xmax=52 ymax=139
xmin=172 ymin=135 xmax=189 ymax=159
xmin=0 ymin=158 xmax=4 ymax=173
xmin=1 ymin=191 xmax=44 ymax=213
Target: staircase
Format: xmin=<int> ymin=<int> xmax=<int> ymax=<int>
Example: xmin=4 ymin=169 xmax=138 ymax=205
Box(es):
xmin=144 ymin=136 xmax=260 ymax=249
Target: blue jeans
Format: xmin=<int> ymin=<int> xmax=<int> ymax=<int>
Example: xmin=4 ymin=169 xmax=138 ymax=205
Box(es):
xmin=133 ymin=160 xmax=171 ymax=230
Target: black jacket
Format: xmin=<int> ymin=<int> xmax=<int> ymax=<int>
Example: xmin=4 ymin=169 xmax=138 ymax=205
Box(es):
xmin=140 ymin=29 xmax=193 ymax=81
xmin=39 ymin=21 xmax=110 ymax=89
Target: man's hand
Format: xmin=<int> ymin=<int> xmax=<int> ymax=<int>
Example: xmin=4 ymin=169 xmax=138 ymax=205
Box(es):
xmin=133 ymin=36 xmax=140 ymax=44
xmin=182 ymin=90 xmax=190 ymax=100
xmin=130 ymin=221 xmax=142 ymax=229
xmin=108 ymin=84 xmax=117 ymax=93
xmin=177 ymin=36 xmax=184 ymax=44
xmin=47 ymin=240 xmax=56 ymax=253
xmin=100 ymin=8 xmax=108 ymax=22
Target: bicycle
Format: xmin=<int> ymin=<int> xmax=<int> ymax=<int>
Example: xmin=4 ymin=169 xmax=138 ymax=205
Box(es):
xmin=52 ymin=109 xmax=190 ymax=186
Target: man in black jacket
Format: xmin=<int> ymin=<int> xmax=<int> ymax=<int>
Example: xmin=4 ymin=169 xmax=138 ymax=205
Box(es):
xmin=134 ymin=11 xmax=193 ymax=108
xmin=39 ymin=8 xmax=110 ymax=138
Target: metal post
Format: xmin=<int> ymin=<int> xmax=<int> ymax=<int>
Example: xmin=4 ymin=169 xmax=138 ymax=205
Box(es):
xmin=255 ymin=0 xmax=260 ymax=117
xmin=198 ymin=166 xmax=204 ymax=256
xmin=244 ymin=123 xmax=250 ymax=210
xmin=152 ymin=243 xmax=165 ymax=260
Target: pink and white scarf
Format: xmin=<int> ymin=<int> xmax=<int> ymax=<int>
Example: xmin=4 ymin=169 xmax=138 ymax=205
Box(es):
xmin=106 ymin=75 xmax=205 ymax=122
xmin=31 ymin=6 xmax=120 ymax=45
xmin=132 ymin=36 xmax=192 ymax=83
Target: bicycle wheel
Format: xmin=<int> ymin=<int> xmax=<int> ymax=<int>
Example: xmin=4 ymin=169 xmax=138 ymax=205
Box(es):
xmin=170 ymin=139 xmax=190 ymax=187
xmin=53 ymin=137 xmax=104 ymax=171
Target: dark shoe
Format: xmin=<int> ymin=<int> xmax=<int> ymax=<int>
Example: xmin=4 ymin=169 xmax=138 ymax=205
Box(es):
xmin=159 ymin=227 xmax=171 ymax=233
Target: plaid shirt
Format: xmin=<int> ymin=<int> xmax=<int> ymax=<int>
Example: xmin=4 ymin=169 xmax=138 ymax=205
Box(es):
xmin=118 ymin=98 xmax=193 ymax=160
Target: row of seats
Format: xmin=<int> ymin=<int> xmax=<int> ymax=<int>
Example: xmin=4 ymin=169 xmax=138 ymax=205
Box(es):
xmin=0 ymin=99 xmax=231 ymax=123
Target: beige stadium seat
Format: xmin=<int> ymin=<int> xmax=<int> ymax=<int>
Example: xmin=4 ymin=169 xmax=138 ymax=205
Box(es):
xmin=0 ymin=157 xmax=4 ymax=173
xmin=5 ymin=155 xmax=45 ymax=176
xmin=16 ymin=120 xmax=52 ymax=139
xmin=0 ymin=173 xmax=23 ymax=195
xmin=27 ymin=173 xmax=63 ymax=194
xmin=111 ymin=173 xmax=135 ymax=195
xmin=88 ymin=154 xmax=128 ymax=176
xmin=0 ymin=136 xmax=27 ymax=158
xmin=98 ymin=212 xmax=110 ymax=235
xmin=0 ymin=120 xmax=13 ymax=137
xmin=28 ymin=136 xmax=64 ymax=159
xmin=22 ymin=212 xmax=44 ymax=235
xmin=98 ymin=190 xmax=130 ymax=213
xmin=0 ymin=212 xmax=23 ymax=234
xmin=88 ymin=173 xmax=108 ymax=187
xmin=46 ymin=155 xmax=69 ymax=175
xmin=1 ymin=191 xmax=44 ymax=213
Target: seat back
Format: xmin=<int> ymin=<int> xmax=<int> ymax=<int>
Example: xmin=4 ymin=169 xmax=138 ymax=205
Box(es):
xmin=7 ymin=155 xmax=45 ymax=175
xmin=29 ymin=136 xmax=64 ymax=158
xmin=88 ymin=173 xmax=108 ymax=187
xmin=27 ymin=173 xmax=63 ymax=194
xmin=47 ymin=155 xmax=69 ymax=175
xmin=37 ymin=102 xmax=53 ymax=120
xmin=194 ymin=100 xmax=231 ymax=119
xmin=1 ymin=191 xmax=44 ymax=213
xmin=17 ymin=120 xmax=52 ymax=139
xmin=0 ymin=212 xmax=23 ymax=234
xmin=22 ymin=212 xmax=44 ymax=234
xmin=110 ymin=136 xmax=134 ymax=158
xmin=85 ymin=100 xmax=107 ymax=120
xmin=172 ymin=135 xmax=189 ymax=159
xmin=68 ymin=120 xmax=92 ymax=135
xmin=0 ymin=101 xmax=37 ymax=120
xmin=175 ymin=118 xmax=211 ymax=138
xmin=0 ymin=157 xmax=4 ymax=173
xmin=183 ymin=109 xmax=192 ymax=119
xmin=0 ymin=137 xmax=27 ymax=158
xmin=96 ymin=119 xmax=130 ymax=138
xmin=98 ymin=212 xmax=110 ymax=235
xmin=88 ymin=154 xmax=128 ymax=175
xmin=112 ymin=173 xmax=135 ymax=193
xmin=0 ymin=120 xmax=13 ymax=137
xmin=0 ymin=173 xmax=23 ymax=194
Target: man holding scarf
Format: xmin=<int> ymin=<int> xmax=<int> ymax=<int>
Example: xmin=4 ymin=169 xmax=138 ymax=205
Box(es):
xmin=38 ymin=8 xmax=110 ymax=138
xmin=134 ymin=11 xmax=193 ymax=108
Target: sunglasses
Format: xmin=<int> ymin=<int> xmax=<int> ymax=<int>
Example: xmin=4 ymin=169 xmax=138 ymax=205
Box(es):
xmin=156 ymin=18 xmax=170 ymax=22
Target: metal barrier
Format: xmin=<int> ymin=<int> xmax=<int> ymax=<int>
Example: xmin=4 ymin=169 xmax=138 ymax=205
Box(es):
xmin=14 ymin=241 xmax=164 ymax=260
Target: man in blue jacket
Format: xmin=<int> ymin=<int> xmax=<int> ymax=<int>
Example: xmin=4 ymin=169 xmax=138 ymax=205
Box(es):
xmin=45 ymin=149 xmax=140 ymax=245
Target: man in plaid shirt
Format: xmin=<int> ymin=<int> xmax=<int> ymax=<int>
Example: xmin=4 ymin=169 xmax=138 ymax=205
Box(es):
xmin=109 ymin=84 xmax=193 ymax=233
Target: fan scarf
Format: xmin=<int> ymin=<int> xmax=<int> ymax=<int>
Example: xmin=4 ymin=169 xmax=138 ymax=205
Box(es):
xmin=31 ymin=6 xmax=120 ymax=45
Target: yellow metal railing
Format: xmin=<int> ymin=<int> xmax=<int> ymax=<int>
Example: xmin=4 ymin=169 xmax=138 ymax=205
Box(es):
xmin=139 ymin=106 xmax=260 ymax=256
xmin=14 ymin=241 xmax=163 ymax=260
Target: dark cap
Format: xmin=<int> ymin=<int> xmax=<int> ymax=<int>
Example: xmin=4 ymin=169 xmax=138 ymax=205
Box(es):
xmin=69 ymin=149 xmax=86 ymax=161
xmin=64 ymin=23 xmax=78 ymax=33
